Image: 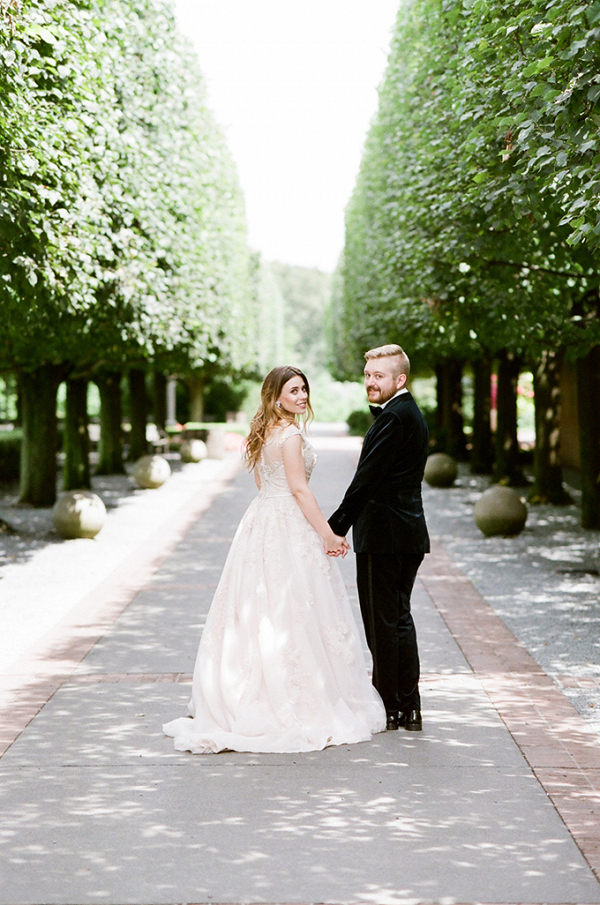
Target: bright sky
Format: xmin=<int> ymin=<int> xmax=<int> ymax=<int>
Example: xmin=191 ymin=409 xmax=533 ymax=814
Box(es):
xmin=172 ymin=0 xmax=399 ymax=273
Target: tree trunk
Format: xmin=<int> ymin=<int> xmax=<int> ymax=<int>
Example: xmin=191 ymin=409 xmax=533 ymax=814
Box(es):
xmin=435 ymin=358 xmax=467 ymax=459
xmin=152 ymin=370 xmax=167 ymax=432
xmin=63 ymin=377 xmax=91 ymax=491
xmin=493 ymin=350 xmax=526 ymax=485
xmin=576 ymin=346 xmax=600 ymax=529
xmin=528 ymin=350 xmax=570 ymax=504
xmin=18 ymin=364 xmax=63 ymax=506
xmin=447 ymin=358 xmax=467 ymax=460
xmin=434 ymin=363 xmax=446 ymax=452
xmin=166 ymin=377 xmax=177 ymax=426
xmin=188 ymin=375 xmax=205 ymax=423
xmin=95 ymin=370 xmax=125 ymax=475
xmin=470 ymin=357 xmax=493 ymax=474
xmin=15 ymin=375 xmax=22 ymax=427
xmin=128 ymin=368 xmax=148 ymax=461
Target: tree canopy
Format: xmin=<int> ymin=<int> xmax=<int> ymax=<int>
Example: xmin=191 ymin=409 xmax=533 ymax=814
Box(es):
xmin=1 ymin=0 xmax=261 ymax=505
xmin=334 ymin=0 xmax=600 ymax=375
xmin=0 ymin=0 xmax=256 ymax=378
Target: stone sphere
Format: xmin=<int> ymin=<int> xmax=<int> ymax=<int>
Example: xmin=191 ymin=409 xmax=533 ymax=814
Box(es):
xmin=132 ymin=454 xmax=171 ymax=489
xmin=474 ymin=485 xmax=527 ymax=537
xmin=424 ymin=453 xmax=458 ymax=488
xmin=180 ymin=439 xmax=208 ymax=463
xmin=206 ymin=428 xmax=226 ymax=460
xmin=52 ymin=491 xmax=106 ymax=539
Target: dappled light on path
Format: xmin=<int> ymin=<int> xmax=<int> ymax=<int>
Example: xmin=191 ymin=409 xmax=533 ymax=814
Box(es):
xmin=1 ymin=440 xmax=600 ymax=903
xmin=1 ymin=663 xmax=598 ymax=904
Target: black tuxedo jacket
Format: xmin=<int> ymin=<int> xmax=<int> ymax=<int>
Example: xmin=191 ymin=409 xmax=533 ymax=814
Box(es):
xmin=328 ymin=392 xmax=430 ymax=555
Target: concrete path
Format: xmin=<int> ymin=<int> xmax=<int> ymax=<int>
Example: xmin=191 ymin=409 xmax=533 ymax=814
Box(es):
xmin=1 ymin=430 xmax=599 ymax=905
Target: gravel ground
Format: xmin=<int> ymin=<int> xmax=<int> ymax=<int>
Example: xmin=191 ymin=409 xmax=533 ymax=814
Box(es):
xmin=424 ymin=464 xmax=600 ymax=734
xmin=0 ymin=453 xmax=184 ymax=573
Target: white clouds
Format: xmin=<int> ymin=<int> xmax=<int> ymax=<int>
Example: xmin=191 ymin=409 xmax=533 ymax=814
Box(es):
xmin=172 ymin=0 xmax=398 ymax=272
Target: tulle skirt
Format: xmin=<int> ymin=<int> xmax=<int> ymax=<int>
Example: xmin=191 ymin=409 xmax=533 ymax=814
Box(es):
xmin=163 ymin=491 xmax=386 ymax=754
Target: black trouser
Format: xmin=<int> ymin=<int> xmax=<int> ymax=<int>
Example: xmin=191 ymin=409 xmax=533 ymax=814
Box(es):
xmin=356 ymin=551 xmax=423 ymax=714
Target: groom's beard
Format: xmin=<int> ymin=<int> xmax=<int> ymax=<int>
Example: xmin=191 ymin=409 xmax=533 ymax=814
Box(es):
xmin=367 ymin=387 xmax=396 ymax=404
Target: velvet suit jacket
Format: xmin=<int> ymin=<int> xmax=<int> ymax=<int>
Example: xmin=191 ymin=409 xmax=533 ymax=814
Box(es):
xmin=328 ymin=392 xmax=430 ymax=555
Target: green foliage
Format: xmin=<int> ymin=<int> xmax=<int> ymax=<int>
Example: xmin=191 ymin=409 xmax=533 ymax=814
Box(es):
xmin=253 ymin=256 xmax=286 ymax=373
xmin=265 ymin=262 xmax=370 ymax=423
xmin=240 ymin=261 xmax=368 ymax=424
xmin=203 ymin=377 xmax=249 ymax=422
xmin=346 ymin=409 xmax=373 ymax=437
xmin=457 ymin=0 xmax=600 ymax=250
xmin=269 ymin=262 xmax=332 ymax=373
xmin=306 ymin=371 xmax=370 ymax=423
xmin=0 ymin=374 xmax=18 ymax=422
xmin=337 ymin=0 xmax=600 ymax=372
xmin=326 ymin=254 xmax=368 ymax=381
xmin=0 ymin=0 xmax=255 ymax=376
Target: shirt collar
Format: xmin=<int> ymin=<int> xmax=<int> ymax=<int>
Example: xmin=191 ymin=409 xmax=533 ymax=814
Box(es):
xmin=381 ymin=387 xmax=409 ymax=409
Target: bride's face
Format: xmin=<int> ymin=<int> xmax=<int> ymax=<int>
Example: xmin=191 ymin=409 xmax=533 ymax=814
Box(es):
xmin=277 ymin=376 xmax=308 ymax=416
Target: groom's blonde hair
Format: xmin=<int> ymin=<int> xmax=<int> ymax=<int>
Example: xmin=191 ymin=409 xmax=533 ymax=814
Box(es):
xmin=365 ymin=344 xmax=410 ymax=380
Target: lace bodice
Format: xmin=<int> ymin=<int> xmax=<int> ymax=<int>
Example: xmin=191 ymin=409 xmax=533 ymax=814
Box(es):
xmin=257 ymin=424 xmax=317 ymax=496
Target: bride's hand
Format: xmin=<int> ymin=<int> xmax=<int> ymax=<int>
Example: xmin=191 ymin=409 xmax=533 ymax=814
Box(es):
xmin=324 ymin=533 xmax=348 ymax=558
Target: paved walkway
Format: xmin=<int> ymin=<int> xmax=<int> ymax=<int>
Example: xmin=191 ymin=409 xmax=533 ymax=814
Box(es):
xmin=0 ymin=429 xmax=599 ymax=905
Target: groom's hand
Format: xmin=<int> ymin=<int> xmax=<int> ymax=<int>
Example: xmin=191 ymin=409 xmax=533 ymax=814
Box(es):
xmin=326 ymin=536 xmax=350 ymax=558
xmin=324 ymin=533 xmax=348 ymax=557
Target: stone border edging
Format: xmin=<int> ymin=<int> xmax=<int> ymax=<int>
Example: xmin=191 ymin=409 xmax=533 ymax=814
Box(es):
xmin=420 ymin=541 xmax=600 ymax=882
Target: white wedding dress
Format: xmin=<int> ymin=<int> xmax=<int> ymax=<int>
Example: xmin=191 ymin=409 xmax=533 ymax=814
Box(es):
xmin=163 ymin=423 xmax=386 ymax=754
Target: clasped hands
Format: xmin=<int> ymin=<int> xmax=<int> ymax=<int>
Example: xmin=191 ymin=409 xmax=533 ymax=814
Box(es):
xmin=324 ymin=534 xmax=350 ymax=558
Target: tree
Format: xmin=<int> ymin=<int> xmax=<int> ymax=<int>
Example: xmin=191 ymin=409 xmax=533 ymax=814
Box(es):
xmin=269 ymin=262 xmax=331 ymax=373
xmin=1 ymin=0 xmax=257 ymax=501
xmin=1 ymin=0 xmax=109 ymax=502
xmin=336 ymin=0 xmax=600 ymax=519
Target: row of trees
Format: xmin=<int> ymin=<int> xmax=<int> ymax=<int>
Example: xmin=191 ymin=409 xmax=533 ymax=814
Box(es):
xmin=330 ymin=0 xmax=600 ymax=527
xmin=1 ymin=0 xmax=266 ymax=505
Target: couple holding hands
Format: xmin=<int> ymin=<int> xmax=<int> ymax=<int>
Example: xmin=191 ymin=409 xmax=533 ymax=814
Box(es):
xmin=164 ymin=343 xmax=430 ymax=754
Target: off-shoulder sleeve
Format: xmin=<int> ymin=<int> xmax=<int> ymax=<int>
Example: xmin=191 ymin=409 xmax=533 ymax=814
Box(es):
xmin=277 ymin=424 xmax=302 ymax=446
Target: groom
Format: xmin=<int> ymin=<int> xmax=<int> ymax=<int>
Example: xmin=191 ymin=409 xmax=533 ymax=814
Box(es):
xmin=328 ymin=343 xmax=430 ymax=731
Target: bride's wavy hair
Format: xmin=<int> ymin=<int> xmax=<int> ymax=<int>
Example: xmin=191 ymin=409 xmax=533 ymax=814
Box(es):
xmin=244 ymin=366 xmax=313 ymax=470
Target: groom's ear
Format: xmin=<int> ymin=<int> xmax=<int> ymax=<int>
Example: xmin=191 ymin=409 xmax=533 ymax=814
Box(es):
xmin=397 ymin=372 xmax=408 ymax=390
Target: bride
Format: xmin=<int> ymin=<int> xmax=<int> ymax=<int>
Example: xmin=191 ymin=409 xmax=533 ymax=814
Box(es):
xmin=163 ymin=366 xmax=386 ymax=754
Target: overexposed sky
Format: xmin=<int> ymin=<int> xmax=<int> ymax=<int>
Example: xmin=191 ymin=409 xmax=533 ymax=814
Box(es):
xmin=172 ymin=0 xmax=399 ymax=273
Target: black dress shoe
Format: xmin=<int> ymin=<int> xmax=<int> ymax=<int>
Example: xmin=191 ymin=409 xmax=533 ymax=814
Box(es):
xmin=399 ymin=709 xmax=422 ymax=731
xmin=386 ymin=711 xmax=399 ymax=731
